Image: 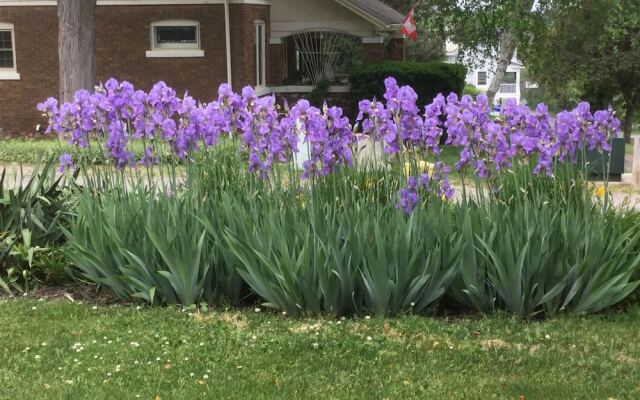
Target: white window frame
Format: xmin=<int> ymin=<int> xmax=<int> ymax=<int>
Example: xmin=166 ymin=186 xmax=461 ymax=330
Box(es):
xmin=0 ymin=22 xmax=20 ymax=80
xmin=254 ymin=20 xmax=266 ymax=87
xmin=145 ymin=20 xmax=204 ymax=58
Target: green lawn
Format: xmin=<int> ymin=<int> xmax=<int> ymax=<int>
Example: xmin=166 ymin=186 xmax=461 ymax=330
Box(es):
xmin=0 ymin=139 xmax=62 ymax=164
xmin=1 ymin=299 xmax=639 ymax=399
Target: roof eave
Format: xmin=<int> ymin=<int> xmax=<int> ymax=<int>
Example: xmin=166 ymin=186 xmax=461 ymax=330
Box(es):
xmin=333 ymin=0 xmax=400 ymax=32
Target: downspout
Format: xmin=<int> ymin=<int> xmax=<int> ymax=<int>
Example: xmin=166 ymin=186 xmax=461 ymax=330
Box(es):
xmin=224 ymin=0 xmax=232 ymax=87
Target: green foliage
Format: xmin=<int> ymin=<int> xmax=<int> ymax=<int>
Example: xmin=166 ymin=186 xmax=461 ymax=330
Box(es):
xmin=307 ymin=80 xmax=331 ymax=108
xmin=462 ymin=84 xmax=482 ymax=97
xmin=220 ymin=170 xmax=462 ymax=317
xmin=447 ymin=162 xmax=640 ymax=317
xmin=418 ymin=0 xmax=539 ymax=69
xmin=0 ymin=158 xmax=73 ymax=294
xmin=0 ymin=139 xmax=153 ymax=164
xmin=61 ymin=150 xmax=640 ymax=318
xmin=522 ymin=0 xmax=640 ymax=140
xmin=63 ymin=148 xmax=248 ymax=306
xmin=349 ymin=61 xmax=466 ymax=106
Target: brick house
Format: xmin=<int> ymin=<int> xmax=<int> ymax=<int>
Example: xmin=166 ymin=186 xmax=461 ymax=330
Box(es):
xmin=0 ymin=0 xmax=404 ymax=135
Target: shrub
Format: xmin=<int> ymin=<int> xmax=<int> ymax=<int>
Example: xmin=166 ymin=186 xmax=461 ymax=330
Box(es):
xmin=349 ymin=61 xmax=466 ymax=106
xmin=0 ymin=157 xmax=73 ymax=294
xmin=462 ymin=84 xmax=482 ymax=97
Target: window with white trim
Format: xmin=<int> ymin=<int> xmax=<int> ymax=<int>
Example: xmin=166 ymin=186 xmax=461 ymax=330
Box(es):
xmin=0 ymin=23 xmax=19 ymax=80
xmin=477 ymin=71 xmax=487 ymax=86
xmin=146 ymin=20 xmax=203 ymax=58
xmin=254 ymin=20 xmax=266 ymax=87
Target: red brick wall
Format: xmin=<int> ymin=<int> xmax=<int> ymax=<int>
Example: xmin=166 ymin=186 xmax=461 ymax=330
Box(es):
xmin=0 ymin=7 xmax=58 ymax=136
xmin=0 ymin=4 xmax=270 ymax=135
xmin=268 ymin=43 xmax=283 ymax=86
xmin=385 ymin=38 xmax=405 ymax=61
xmin=95 ymin=5 xmax=229 ymax=102
xmin=228 ymin=4 xmax=269 ymax=90
xmin=362 ymin=42 xmax=384 ymax=64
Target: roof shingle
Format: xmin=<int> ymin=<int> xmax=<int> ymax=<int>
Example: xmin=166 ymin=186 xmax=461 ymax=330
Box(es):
xmin=340 ymin=0 xmax=404 ymax=26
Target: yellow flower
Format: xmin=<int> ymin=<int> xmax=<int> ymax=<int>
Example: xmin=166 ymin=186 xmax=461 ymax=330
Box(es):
xmin=595 ymin=186 xmax=606 ymax=198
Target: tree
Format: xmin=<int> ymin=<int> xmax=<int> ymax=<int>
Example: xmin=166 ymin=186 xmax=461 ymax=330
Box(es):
xmin=58 ymin=0 xmax=96 ymax=103
xmin=418 ymin=0 xmax=539 ymax=103
xmin=523 ymin=0 xmax=640 ymax=142
xmin=381 ymin=0 xmax=445 ymax=62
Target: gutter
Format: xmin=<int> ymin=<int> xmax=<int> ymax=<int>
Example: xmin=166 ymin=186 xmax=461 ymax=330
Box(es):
xmin=224 ymin=0 xmax=232 ymax=87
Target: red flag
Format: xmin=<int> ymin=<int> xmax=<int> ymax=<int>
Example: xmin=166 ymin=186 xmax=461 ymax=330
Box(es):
xmin=401 ymin=7 xmax=417 ymax=42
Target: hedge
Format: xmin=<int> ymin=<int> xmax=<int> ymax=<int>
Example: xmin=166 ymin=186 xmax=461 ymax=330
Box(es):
xmin=349 ymin=61 xmax=467 ymax=107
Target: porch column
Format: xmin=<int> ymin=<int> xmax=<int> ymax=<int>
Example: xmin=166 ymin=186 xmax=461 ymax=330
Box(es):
xmin=269 ymin=38 xmax=283 ymax=86
xmin=361 ymin=37 xmax=384 ymax=63
xmin=386 ymin=37 xmax=405 ymax=61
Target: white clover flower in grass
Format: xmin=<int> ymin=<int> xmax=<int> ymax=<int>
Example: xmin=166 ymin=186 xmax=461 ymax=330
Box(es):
xmin=365 ymin=316 xmax=371 ymax=320
xmin=545 ymin=334 xmax=551 ymax=340
xmin=312 ymin=343 xmax=319 ymax=349
xmin=31 ymin=306 xmax=37 ymax=310
xmin=366 ymin=336 xmax=373 ymax=342
xmin=130 ymin=342 xmax=140 ymax=348
xmin=190 ymin=373 xmax=195 ymax=377
xmin=64 ymin=380 xmax=73 ymax=385
xmin=254 ymin=308 xmax=262 ymax=313
xmin=34 ymin=355 xmax=41 ymax=360
xmin=203 ymin=374 xmax=209 ymax=379
xmin=92 ymin=306 xmax=98 ymax=310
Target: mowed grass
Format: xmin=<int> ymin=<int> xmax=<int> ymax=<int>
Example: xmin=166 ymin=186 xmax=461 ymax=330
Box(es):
xmin=1 ymin=300 xmax=639 ymax=399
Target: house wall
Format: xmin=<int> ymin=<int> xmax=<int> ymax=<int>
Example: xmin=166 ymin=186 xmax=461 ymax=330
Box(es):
xmin=0 ymin=1 xmax=400 ymax=135
xmin=95 ymin=4 xmax=228 ymax=102
xmin=0 ymin=6 xmax=58 ymax=136
xmin=229 ymin=3 xmax=270 ymax=90
xmin=0 ymin=3 xmax=271 ymax=135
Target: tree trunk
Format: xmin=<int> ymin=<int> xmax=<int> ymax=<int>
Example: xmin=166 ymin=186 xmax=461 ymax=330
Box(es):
xmin=622 ymin=94 xmax=636 ymax=143
xmin=486 ymin=31 xmax=517 ymax=104
xmin=58 ymin=0 xmax=96 ymax=103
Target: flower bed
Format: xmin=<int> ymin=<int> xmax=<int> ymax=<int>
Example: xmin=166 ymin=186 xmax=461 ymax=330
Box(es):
xmin=33 ymin=78 xmax=640 ymax=318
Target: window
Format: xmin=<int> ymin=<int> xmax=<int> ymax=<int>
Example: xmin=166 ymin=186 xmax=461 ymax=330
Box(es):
xmin=146 ymin=20 xmax=203 ymax=58
xmin=0 ymin=23 xmax=19 ymax=80
xmin=504 ymin=72 xmax=517 ymax=84
xmin=477 ymin=71 xmax=487 ymax=86
xmin=255 ymin=21 xmax=266 ymax=87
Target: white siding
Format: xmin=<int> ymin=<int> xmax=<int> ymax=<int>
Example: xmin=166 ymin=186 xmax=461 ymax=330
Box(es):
xmin=270 ymin=0 xmax=378 ymax=38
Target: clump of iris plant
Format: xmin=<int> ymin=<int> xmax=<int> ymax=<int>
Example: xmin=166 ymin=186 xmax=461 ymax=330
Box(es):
xmin=38 ymin=77 xmax=621 ymax=214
